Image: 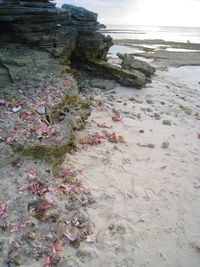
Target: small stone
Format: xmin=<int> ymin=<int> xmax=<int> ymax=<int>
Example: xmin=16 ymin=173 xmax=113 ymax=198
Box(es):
xmin=191 ymin=241 xmax=200 ymax=253
xmin=162 ymin=120 xmax=172 ymax=126
xmin=0 ymin=99 xmax=6 ymax=106
xmin=12 ymin=106 xmax=21 ymax=113
xmin=180 ymin=105 xmax=192 ymax=115
xmin=146 ymin=99 xmax=153 ymax=104
xmin=27 ymin=174 xmax=36 ymax=180
xmin=36 ymin=106 xmax=46 ymax=115
xmin=155 ymin=113 xmax=161 ymax=120
xmin=146 ymin=107 xmax=152 ymax=112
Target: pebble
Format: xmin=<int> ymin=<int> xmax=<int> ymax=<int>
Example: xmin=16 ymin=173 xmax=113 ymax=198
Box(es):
xmin=12 ymin=106 xmax=22 ymax=113
xmin=36 ymin=106 xmax=46 ymax=115
xmin=162 ymin=120 xmax=172 ymax=126
xmin=155 ymin=113 xmax=161 ymax=120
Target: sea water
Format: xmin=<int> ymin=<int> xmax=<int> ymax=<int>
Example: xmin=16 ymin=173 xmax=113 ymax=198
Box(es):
xmin=104 ymin=25 xmax=200 ymax=44
xmin=106 ymin=25 xmax=200 ymax=92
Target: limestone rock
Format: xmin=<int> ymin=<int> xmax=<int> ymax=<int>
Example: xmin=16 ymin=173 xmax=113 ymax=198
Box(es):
xmin=0 ymin=1 xmax=112 ymax=88
xmin=117 ymin=53 xmax=156 ymax=77
xmin=87 ymin=60 xmax=146 ymax=88
xmin=0 ymin=1 xmax=150 ymax=89
xmin=89 ymin=78 xmax=116 ymax=90
xmin=62 ymin=4 xmax=98 ymax=22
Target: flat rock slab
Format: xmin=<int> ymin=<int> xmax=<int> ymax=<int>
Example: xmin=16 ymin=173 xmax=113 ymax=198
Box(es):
xmin=117 ymin=53 xmax=156 ymax=77
xmin=88 ymin=60 xmax=146 ymax=88
xmin=89 ymin=78 xmax=116 ymax=90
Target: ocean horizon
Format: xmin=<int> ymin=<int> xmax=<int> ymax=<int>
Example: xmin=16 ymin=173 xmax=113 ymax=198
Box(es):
xmin=103 ymin=24 xmax=200 ymax=43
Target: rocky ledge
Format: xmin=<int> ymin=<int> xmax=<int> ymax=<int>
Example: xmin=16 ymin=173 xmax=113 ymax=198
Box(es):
xmin=0 ymin=1 xmax=156 ymax=167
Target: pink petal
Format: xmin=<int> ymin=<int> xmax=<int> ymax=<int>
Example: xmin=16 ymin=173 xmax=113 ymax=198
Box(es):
xmin=43 ymin=256 xmax=51 ymax=267
xmin=63 ymin=232 xmax=78 ymax=242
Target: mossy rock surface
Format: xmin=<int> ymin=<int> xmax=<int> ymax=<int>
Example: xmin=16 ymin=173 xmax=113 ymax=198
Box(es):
xmin=0 ymin=78 xmax=91 ymax=171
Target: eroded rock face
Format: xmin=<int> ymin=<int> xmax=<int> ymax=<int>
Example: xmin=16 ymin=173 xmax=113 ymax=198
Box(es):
xmin=0 ymin=1 xmax=153 ymax=90
xmin=62 ymin=4 xmax=113 ymax=61
xmin=0 ymin=1 xmax=112 ymax=88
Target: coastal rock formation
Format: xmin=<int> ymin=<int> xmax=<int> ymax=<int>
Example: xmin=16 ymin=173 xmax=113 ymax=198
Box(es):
xmin=0 ymin=1 xmax=152 ymax=89
xmin=89 ymin=78 xmax=116 ymax=90
xmin=0 ymin=1 xmax=112 ymax=87
xmin=117 ymin=53 xmax=156 ymax=77
xmin=85 ymin=60 xmax=146 ymax=88
xmin=0 ymin=2 xmax=155 ymax=165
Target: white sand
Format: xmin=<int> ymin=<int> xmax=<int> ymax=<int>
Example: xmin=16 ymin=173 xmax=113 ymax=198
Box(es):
xmin=63 ymin=69 xmax=200 ymax=267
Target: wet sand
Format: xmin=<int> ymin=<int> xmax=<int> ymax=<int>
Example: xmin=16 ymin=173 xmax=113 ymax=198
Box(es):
xmin=62 ymin=67 xmax=200 ymax=266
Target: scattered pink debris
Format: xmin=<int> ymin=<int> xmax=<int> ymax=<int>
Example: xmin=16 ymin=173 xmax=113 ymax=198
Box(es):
xmin=109 ymin=132 xmax=118 ymax=143
xmin=112 ymin=113 xmax=122 ymax=122
xmin=36 ymin=201 xmax=52 ymax=215
xmin=60 ymin=166 xmax=74 ymax=178
xmin=0 ymin=202 xmax=7 ymax=218
xmin=20 ymin=110 xmax=32 ymax=120
xmin=47 ymin=127 xmax=57 ymax=138
xmin=59 ymin=184 xmax=72 ymax=194
xmin=43 ymin=256 xmax=51 ymax=267
xmin=96 ymin=100 xmax=104 ymax=111
xmin=5 ymin=137 xmax=16 ymax=143
xmin=28 ymin=183 xmax=47 ymax=195
xmin=80 ymin=132 xmax=103 ymax=145
xmin=56 ymin=136 xmax=64 ymax=144
xmin=53 ymin=239 xmax=64 ymax=252
xmin=35 ymin=125 xmax=56 ymax=138
xmin=109 ymin=132 xmax=126 ymax=143
xmin=63 ymin=232 xmax=78 ymax=242
xmin=19 ymin=220 xmax=32 ymax=229
xmin=75 ymin=178 xmax=81 ymax=186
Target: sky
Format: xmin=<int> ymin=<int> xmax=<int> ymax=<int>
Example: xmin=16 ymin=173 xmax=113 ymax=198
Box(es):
xmin=56 ymin=0 xmax=200 ymax=27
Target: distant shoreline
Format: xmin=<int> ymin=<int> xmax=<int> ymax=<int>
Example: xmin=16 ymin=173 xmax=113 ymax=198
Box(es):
xmin=112 ymin=39 xmax=200 ymax=67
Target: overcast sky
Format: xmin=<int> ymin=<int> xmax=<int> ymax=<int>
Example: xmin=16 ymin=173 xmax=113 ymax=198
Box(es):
xmin=56 ymin=0 xmax=200 ymax=27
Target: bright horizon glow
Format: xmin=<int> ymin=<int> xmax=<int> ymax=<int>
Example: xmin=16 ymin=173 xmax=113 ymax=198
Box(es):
xmin=56 ymin=0 xmax=200 ymax=27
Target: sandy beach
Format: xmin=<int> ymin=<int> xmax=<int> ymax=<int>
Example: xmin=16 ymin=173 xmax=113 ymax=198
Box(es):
xmin=60 ymin=65 xmax=200 ymax=266
xmin=0 ymin=9 xmax=200 ymax=265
